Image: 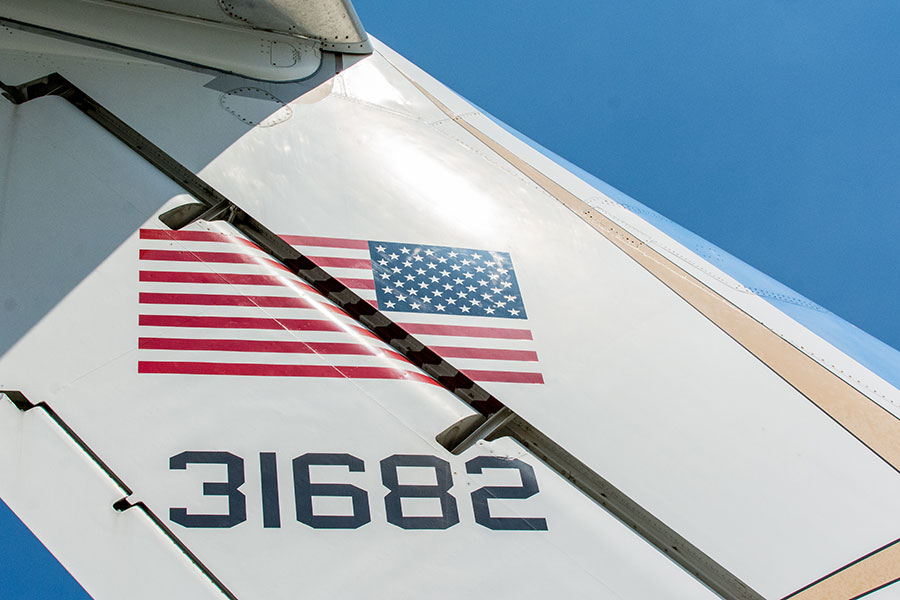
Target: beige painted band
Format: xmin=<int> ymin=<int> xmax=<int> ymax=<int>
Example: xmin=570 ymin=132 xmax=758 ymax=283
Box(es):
xmin=404 ymin=78 xmax=900 ymax=599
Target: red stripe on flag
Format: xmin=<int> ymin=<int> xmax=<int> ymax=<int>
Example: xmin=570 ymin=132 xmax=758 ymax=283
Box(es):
xmin=140 ymin=229 xmax=260 ymax=248
xmin=139 ymin=315 xmax=373 ymax=338
xmin=337 ymin=277 xmax=376 ymax=290
xmin=279 ymin=235 xmax=369 ymax=249
xmin=138 ymin=271 xmax=374 ymax=292
xmin=143 ymin=229 xmax=368 ymax=251
xmin=140 ymin=292 xmax=314 ymax=309
xmin=308 ymin=256 xmax=372 ymax=269
xmin=138 ymin=361 xmax=437 ymax=384
xmin=463 ymin=370 xmax=544 ymax=384
xmin=139 ymin=271 xmax=314 ymax=290
xmin=432 ymin=346 xmax=538 ymax=362
xmin=140 ymin=249 xmax=285 ymax=270
xmin=138 ymin=337 xmax=407 ymax=361
xmin=398 ymin=322 xmax=533 ymax=340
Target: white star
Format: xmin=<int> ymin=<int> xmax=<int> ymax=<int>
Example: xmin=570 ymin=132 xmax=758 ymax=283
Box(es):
xmin=396 ymin=294 xmax=407 ymax=301
xmin=474 ymin=266 xmax=485 ymax=273
xmin=436 ymin=304 xmax=446 ymax=311
xmin=463 ymin=272 xmax=474 ymax=279
xmin=403 ymin=260 xmax=412 ymax=267
xmin=466 ymin=285 xmax=476 ymax=292
xmin=419 ymin=282 xmax=429 ymax=289
xmin=382 ymin=287 xmax=393 ymax=294
xmin=495 ymin=301 xmax=506 ymax=308
xmin=460 ymin=305 xmax=470 ymax=313
xmin=413 ymin=254 xmax=424 ymax=262
xmin=451 ymin=264 xmax=461 ymax=271
xmin=422 ymin=296 xmax=431 ymax=303
xmin=375 ymin=245 xmax=386 ymax=253
xmin=416 ymin=268 xmax=426 ymax=275
xmin=470 ymin=299 xmax=481 ymax=306
xmin=405 ymin=274 xmax=415 ymax=281
xmin=477 ymin=279 xmax=488 ymax=286
xmin=424 ymin=248 xmax=435 ymax=256
xmin=410 ymin=301 xmax=421 ymax=309
xmin=378 ymin=259 xmax=388 ymax=266
xmin=426 ymin=262 xmax=437 ymax=269
xmin=443 ymin=283 xmax=453 ymax=290
xmin=430 ymin=276 xmax=440 ymax=283
xmin=497 ymin=268 xmax=508 ymax=274
xmin=490 ymin=273 xmax=500 ymax=280
xmin=492 ymin=287 xmax=502 ymax=294
xmin=394 ymin=280 xmax=405 ymax=288
xmin=461 ymin=259 xmax=471 ymax=266
xmin=400 ymin=247 xmax=410 ymax=254
xmin=408 ymin=288 xmax=418 ymax=296
xmin=454 ymin=277 xmax=464 ymax=285
xmin=472 ymin=253 xmax=482 ymax=260
xmin=448 ymin=251 xmax=458 ymax=258
xmin=388 ymin=252 xmax=399 ymax=260
xmin=391 ymin=266 xmax=401 ymax=274
xmin=437 ymin=256 xmax=448 ymax=263
xmin=502 ymin=281 xmax=513 ymax=288
xmin=505 ymin=295 xmax=517 ymax=301
xmin=446 ymin=298 xmax=456 ymax=305
xmin=440 ymin=270 xmax=451 ymax=277
xmin=482 ymin=293 xmax=493 ymax=301
xmin=485 ymin=261 xmax=495 ymax=267
xmin=509 ymin=308 xmax=520 ymax=316
xmin=485 ymin=307 xmax=495 ymax=314
xmin=385 ymin=300 xmax=396 ymax=308
xmin=380 ymin=272 xmax=391 ymax=280
xmin=457 ymin=291 xmax=468 ymax=298
xmin=432 ymin=289 xmax=443 ymax=297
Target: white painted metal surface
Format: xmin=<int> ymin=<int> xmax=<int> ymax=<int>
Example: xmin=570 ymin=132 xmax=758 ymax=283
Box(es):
xmin=1 ymin=7 xmax=899 ymax=600
xmin=0 ymin=72 xmax=716 ymax=597
xmin=0 ymin=394 xmax=226 ymax=599
xmin=865 ymin=583 xmax=900 ymax=600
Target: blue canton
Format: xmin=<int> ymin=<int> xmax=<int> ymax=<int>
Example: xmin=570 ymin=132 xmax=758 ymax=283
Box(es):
xmin=368 ymin=241 xmax=527 ymax=319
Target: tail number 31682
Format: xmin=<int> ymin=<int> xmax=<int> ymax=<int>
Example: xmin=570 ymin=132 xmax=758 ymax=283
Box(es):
xmin=169 ymin=451 xmax=548 ymax=531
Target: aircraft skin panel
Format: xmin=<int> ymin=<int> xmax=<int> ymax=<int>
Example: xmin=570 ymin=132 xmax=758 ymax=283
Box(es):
xmin=0 ymin=395 xmax=227 ymax=599
xmin=0 ymin=85 xmax=716 ymax=597
xmin=2 ymin=12 xmax=900 ymax=600
xmin=0 ymin=96 xmax=193 ymax=362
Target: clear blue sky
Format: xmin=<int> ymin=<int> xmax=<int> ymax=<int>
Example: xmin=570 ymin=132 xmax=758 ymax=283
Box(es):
xmin=354 ymin=0 xmax=900 ymax=352
xmin=3 ymin=3 xmax=899 ymax=598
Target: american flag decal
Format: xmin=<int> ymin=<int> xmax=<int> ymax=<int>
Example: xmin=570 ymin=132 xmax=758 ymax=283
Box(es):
xmin=138 ymin=225 xmax=543 ymax=384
